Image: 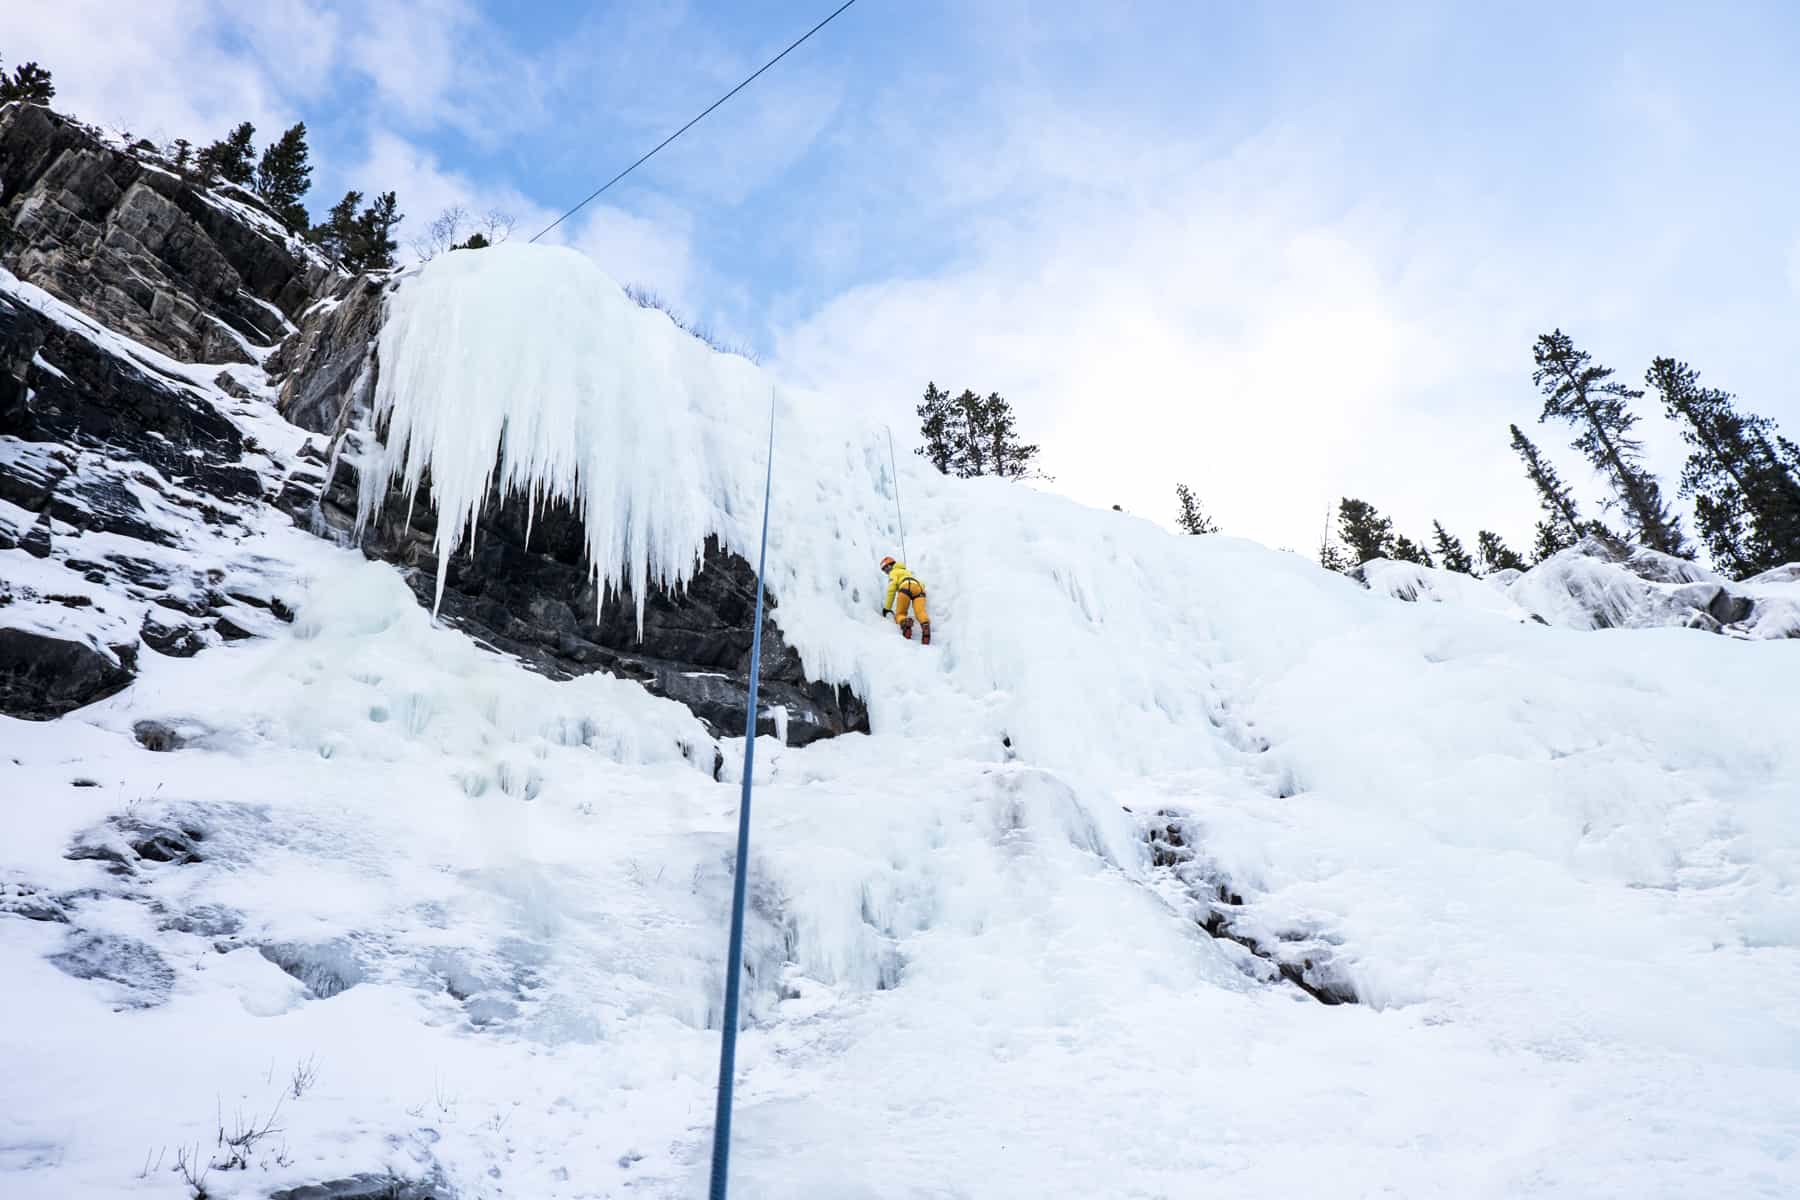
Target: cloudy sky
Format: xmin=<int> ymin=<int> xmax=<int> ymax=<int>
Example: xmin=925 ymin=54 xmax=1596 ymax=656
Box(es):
xmin=7 ymin=0 xmax=1798 ymax=554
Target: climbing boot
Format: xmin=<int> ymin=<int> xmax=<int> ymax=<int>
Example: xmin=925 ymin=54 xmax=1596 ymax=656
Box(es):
xmin=920 ymin=621 xmax=931 ymax=646
xmin=900 ymin=617 xmax=914 ymax=639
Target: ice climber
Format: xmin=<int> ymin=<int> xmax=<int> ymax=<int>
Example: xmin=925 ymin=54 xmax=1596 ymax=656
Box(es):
xmin=880 ymin=556 xmax=931 ymax=644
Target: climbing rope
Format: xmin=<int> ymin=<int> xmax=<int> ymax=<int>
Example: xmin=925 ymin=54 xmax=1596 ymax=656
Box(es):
xmin=531 ymin=0 xmax=863 ymax=244
xmin=707 ymin=388 xmax=777 ymax=1200
xmin=886 ymin=425 xmax=908 ymax=563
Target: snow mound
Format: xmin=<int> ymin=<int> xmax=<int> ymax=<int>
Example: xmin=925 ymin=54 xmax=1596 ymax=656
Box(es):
xmin=1361 ymin=558 xmax=1536 ymax=622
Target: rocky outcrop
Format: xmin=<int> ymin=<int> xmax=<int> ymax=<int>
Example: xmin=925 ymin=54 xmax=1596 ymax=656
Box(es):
xmin=1147 ymin=815 xmax=1358 ymax=1005
xmin=266 ymin=274 xmax=388 ymax=435
xmin=0 ymin=103 xmax=331 ymax=364
xmin=286 ymin=448 xmax=868 ymax=745
xmin=0 ymin=625 xmax=135 ymax=717
xmin=0 ymin=286 xmax=257 ymax=499
xmin=1361 ymin=533 xmax=1799 ymax=640
xmin=0 ymin=160 xmax=307 ymax=718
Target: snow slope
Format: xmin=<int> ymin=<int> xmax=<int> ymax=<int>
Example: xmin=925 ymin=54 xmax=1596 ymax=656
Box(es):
xmin=5 ymin=244 xmax=1799 ymax=1199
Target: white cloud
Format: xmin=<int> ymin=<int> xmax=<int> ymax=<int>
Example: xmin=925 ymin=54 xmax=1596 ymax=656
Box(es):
xmin=4 ymin=0 xmax=301 ymax=145
xmin=568 ymin=205 xmax=697 ymax=305
xmin=349 ymin=131 xmax=697 ymax=301
xmin=771 ymin=126 xmax=1551 ymax=551
xmin=343 ymin=0 xmax=543 ymax=146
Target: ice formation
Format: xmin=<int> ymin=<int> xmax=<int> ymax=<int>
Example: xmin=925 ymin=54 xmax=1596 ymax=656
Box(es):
xmin=6 ymin=245 xmax=1800 ymax=1198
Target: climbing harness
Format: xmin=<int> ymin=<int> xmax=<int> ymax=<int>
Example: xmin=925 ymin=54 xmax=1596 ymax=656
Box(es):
xmin=707 ymin=389 xmax=777 ymax=1199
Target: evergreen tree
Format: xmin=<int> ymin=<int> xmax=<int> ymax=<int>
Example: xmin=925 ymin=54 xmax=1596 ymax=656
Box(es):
xmin=455 ymin=232 xmax=492 ymax=250
xmin=346 ymin=191 xmax=402 ymax=271
xmin=1431 ymin=521 xmax=1475 ymax=574
xmin=915 ymin=382 xmax=956 ymax=475
xmin=309 ymin=190 xmax=363 ymax=264
xmin=976 ymin=391 xmax=1043 ymax=479
xmin=255 ymin=122 xmax=312 ymax=232
xmin=197 ymin=122 xmax=257 ymax=186
xmin=1391 ymin=534 xmax=1434 ymax=567
xmin=168 ymin=138 xmax=194 ymax=175
xmin=0 ymin=57 xmax=56 ymax=104
xmin=1336 ymin=498 xmax=1395 ymax=565
xmin=949 ymin=390 xmax=988 ymax=476
xmin=1174 ymin=483 xmax=1218 ymax=535
xmin=1531 ymin=520 xmax=1576 ymax=563
xmin=1317 ymin=504 xmax=1349 ymax=573
xmin=1532 ymin=330 xmax=1688 ymax=556
xmin=1476 ymin=530 xmax=1527 ymax=575
xmin=1648 ymin=356 xmax=1800 ymax=577
xmin=1508 ymin=423 xmax=1588 ymax=546
xmin=915 ymin=384 xmax=1044 ymax=480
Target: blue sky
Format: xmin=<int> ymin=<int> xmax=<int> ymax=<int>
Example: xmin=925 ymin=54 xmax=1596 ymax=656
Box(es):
xmin=8 ymin=0 xmax=1800 ymax=555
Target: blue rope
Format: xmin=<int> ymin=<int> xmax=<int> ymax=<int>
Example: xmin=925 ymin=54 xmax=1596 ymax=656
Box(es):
xmin=708 ymin=390 xmax=777 ymax=1199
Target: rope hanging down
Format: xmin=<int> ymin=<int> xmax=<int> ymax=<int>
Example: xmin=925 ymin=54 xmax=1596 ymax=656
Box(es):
xmin=886 ymin=425 xmax=908 ymax=563
xmin=707 ymin=390 xmax=778 ymax=1200
xmin=531 ymin=0 xmax=863 ymax=244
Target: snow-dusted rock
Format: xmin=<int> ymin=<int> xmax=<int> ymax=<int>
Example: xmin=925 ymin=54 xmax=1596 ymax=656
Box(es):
xmin=0 ymin=104 xmax=332 ymax=363
xmin=1501 ymin=535 xmax=1787 ymax=637
xmin=0 ymin=624 xmax=135 ymax=717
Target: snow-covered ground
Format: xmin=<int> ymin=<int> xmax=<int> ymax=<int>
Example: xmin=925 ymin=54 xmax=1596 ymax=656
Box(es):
xmin=5 ymin=245 xmax=1799 ymax=1199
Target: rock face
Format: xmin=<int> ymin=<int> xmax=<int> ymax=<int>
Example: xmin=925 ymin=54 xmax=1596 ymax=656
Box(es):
xmin=289 ymin=448 xmax=868 ymax=745
xmin=0 ymin=103 xmax=331 ymax=363
xmin=266 ymin=273 xmax=387 ymax=434
xmin=0 ymin=284 xmax=257 ymax=501
xmin=1 ymin=109 xmax=321 ymax=720
xmin=0 ymin=625 xmax=135 ymax=717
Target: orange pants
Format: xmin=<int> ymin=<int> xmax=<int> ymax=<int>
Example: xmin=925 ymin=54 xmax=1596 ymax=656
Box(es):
xmin=894 ymin=582 xmax=929 ymax=626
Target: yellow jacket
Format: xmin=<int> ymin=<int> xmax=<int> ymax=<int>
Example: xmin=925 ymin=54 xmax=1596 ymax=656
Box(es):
xmin=883 ymin=561 xmax=924 ymax=610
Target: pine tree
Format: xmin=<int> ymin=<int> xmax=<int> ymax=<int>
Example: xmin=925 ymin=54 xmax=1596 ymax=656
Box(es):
xmin=1476 ymin=530 xmax=1527 ymax=575
xmin=1391 ymin=535 xmax=1434 ymax=567
xmin=346 ymin=191 xmax=402 ymax=271
xmin=1532 ymin=330 xmax=1688 ymax=556
xmin=915 ymin=382 xmax=956 ymax=474
xmin=0 ymin=57 xmax=56 ymax=105
xmin=1531 ymin=520 xmax=1575 ymax=563
xmin=197 ymin=122 xmax=257 ymax=186
xmin=308 ymin=190 xmax=363 ymax=264
xmin=169 ymin=139 xmax=194 ymax=175
xmin=1174 ymin=483 xmax=1218 ymax=534
xmin=947 ymin=390 xmax=987 ymax=476
xmin=978 ymin=392 xmax=1043 ymax=479
xmin=1431 ymin=521 xmax=1475 ymax=573
xmin=1336 ymin=498 xmax=1395 ymax=566
xmin=255 ymin=122 xmax=312 ymax=232
xmin=1648 ymin=356 xmax=1800 ymax=577
xmin=916 ymin=384 xmax=1044 ymax=480
xmin=1508 ymin=423 xmax=1588 ymax=545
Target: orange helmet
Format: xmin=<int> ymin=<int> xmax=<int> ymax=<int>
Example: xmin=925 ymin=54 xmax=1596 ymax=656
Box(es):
xmin=880 ymin=556 xmax=896 ymax=572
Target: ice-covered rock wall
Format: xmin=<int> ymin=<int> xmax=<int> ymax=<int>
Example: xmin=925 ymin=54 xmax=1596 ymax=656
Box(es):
xmin=1362 ymin=534 xmax=1800 ymax=638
